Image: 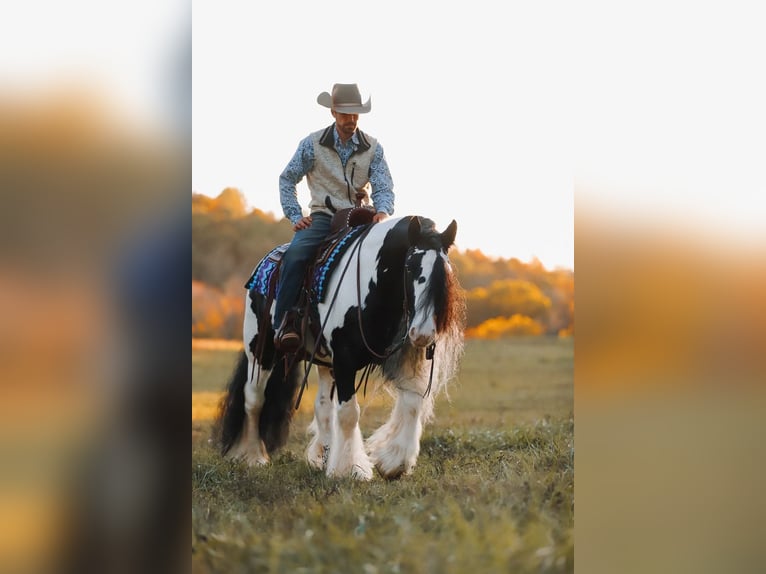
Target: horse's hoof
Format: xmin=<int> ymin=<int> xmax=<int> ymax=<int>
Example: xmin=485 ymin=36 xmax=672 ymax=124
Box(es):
xmin=240 ymin=453 xmax=270 ymax=467
xmin=351 ymin=464 xmax=373 ymax=481
xmin=327 ymin=463 xmax=373 ymax=481
xmin=376 ymin=462 xmax=407 ymax=480
xmin=306 ymin=444 xmax=329 ymax=470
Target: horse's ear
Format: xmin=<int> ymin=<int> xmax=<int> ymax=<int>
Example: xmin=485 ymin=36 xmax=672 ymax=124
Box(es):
xmin=408 ymin=216 xmax=422 ymax=245
xmin=441 ymin=219 xmax=458 ymax=250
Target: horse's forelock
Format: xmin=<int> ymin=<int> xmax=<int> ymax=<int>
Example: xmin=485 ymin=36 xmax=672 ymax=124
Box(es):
xmin=355 ymin=217 xmax=466 ymax=336
xmin=420 ymin=251 xmax=465 ymax=334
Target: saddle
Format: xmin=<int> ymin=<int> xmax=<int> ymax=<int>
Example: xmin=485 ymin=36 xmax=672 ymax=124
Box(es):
xmin=244 ymin=197 xmax=375 ymax=358
xmin=326 ymin=194 xmax=375 ymax=234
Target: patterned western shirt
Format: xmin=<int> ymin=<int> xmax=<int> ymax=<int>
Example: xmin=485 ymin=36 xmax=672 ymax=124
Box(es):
xmin=279 ymin=125 xmax=395 ymax=225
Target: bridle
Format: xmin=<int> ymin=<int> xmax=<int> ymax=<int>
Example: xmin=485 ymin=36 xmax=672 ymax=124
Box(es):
xmin=296 ymin=223 xmax=439 ymax=409
xmin=355 ymin=240 xmax=414 ymax=360
xmin=353 ymin=234 xmax=437 ymax=398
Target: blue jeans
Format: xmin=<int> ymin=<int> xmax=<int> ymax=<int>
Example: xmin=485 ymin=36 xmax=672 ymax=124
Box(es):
xmin=274 ymin=212 xmax=332 ymax=327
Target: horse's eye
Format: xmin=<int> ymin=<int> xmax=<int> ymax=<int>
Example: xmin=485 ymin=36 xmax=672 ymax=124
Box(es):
xmin=418 ymin=277 xmax=426 ymax=284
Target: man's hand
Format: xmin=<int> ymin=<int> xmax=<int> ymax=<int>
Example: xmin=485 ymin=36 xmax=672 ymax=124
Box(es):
xmin=293 ymin=215 xmax=312 ymax=231
xmin=372 ymin=212 xmax=389 ymax=224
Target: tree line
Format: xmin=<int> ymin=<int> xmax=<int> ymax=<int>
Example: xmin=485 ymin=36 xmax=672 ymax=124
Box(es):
xmin=192 ymin=188 xmax=573 ymax=339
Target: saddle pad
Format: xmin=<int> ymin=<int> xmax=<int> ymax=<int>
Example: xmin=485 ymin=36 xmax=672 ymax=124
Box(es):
xmin=311 ymin=224 xmax=368 ymax=303
xmin=244 ymin=243 xmax=289 ymax=294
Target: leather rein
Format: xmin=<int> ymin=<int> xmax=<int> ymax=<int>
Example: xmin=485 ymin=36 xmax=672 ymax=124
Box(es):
xmin=355 ymin=237 xmax=412 ymax=360
xmin=353 ymin=231 xmax=437 ymax=398
xmin=295 ymin=223 xmax=438 ymax=409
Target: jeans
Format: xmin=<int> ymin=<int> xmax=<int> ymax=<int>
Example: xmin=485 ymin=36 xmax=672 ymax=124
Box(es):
xmin=274 ymin=212 xmax=332 ymax=327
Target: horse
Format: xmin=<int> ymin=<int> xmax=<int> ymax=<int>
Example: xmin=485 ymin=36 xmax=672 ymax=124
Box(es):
xmin=215 ymin=215 xmax=466 ymax=480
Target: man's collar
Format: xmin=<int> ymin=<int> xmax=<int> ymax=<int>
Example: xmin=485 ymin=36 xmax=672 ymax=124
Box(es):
xmin=319 ymin=124 xmax=371 ymax=152
xmin=333 ymin=125 xmax=359 ymax=147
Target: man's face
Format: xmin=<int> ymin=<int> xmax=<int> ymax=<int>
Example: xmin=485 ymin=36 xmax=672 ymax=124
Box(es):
xmin=332 ymin=111 xmax=358 ymax=140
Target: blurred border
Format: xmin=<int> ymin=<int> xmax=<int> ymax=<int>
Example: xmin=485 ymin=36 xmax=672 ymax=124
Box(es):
xmin=575 ymin=192 xmax=766 ymax=573
xmin=1 ymin=3 xmax=190 ymax=573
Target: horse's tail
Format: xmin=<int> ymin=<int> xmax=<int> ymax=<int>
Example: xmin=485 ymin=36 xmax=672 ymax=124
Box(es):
xmin=259 ymin=355 xmax=301 ymax=453
xmin=215 ymin=351 xmax=249 ymax=456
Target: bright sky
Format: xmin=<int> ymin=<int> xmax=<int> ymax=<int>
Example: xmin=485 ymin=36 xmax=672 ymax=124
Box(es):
xmin=192 ymin=2 xmax=574 ymax=269
xmin=2 ymin=1 xmax=187 ymax=134
xmin=573 ymin=1 xmax=766 ymax=250
xmin=4 ymin=2 xmax=763 ymax=272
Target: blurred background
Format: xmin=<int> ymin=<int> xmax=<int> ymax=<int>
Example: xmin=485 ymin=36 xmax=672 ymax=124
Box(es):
xmin=573 ymin=2 xmax=766 ymax=572
xmin=1 ymin=1 xmax=188 ymax=573
xmin=2 ymin=1 xmax=766 ymax=573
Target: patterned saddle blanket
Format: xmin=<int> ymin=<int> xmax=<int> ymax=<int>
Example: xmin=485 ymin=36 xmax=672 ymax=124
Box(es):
xmin=244 ymin=243 xmax=288 ymax=294
xmin=244 ymin=224 xmax=369 ymax=305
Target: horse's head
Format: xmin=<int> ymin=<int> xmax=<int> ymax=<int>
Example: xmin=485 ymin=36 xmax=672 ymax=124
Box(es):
xmin=404 ymin=217 xmax=460 ymax=348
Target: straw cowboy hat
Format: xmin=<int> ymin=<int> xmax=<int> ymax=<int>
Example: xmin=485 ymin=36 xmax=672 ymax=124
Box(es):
xmin=317 ymin=83 xmax=371 ymax=114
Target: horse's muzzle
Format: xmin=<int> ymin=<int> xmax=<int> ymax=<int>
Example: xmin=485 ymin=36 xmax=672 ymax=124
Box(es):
xmin=408 ymin=327 xmax=435 ymax=348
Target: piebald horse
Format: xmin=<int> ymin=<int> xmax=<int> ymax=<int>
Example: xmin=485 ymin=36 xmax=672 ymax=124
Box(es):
xmin=216 ymin=215 xmax=465 ymax=480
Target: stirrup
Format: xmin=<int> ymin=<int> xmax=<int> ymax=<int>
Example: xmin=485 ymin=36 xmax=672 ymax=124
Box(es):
xmin=274 ymin=310 xmax=302 ymax=352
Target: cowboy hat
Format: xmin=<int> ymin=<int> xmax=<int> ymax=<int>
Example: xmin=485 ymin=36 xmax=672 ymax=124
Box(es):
xmin=317 ymin=83 xmax=371 ymax=114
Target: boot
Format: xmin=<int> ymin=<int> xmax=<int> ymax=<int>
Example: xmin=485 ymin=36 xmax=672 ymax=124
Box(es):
xmin=274 ymin=309 xmax=302 ymax=353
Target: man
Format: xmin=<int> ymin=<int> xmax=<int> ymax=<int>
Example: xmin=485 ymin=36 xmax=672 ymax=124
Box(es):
xmin=274 ymin=83 xmax=395 ymax=351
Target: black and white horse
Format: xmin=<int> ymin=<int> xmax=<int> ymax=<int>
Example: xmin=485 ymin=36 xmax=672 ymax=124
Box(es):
xmin=216 ymin=215 xmax=465 ymax=480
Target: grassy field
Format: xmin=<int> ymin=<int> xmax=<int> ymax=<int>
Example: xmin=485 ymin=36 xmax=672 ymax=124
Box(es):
xmin=192 ymin=337 xmax=574 ymax=573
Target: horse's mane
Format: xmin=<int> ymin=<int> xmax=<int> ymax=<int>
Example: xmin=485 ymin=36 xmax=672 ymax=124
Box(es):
xmin=405 ymin=216 xmax=466 ymax=336
xmin=377 ymin=221 xmax=466 ymax=419
xmin=424 ymin=253 xmax=466 ymax=335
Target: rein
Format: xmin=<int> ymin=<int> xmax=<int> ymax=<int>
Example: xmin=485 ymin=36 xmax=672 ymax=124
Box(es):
xmin=354 ymin=239 xmax=412 ymax=360
xmin=294 ymin=222 xmax=440 ymax=408
xmin=294 ymin=224 xmax=376 ymax=409
xmin=353 ymin=237 xmax=438 ymax=398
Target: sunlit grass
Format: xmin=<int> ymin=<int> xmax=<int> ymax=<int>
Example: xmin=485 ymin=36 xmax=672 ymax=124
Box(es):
xmin=193 ymin=392 xmax=224 ymax=422
xmin=193 ymin=421 xmax=573 ymax=573
xmin=192 ymin=337 xmax=573 ymax=573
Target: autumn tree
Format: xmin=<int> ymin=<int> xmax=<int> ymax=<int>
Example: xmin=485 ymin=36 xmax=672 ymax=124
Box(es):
xmin=192 ymin=192 xmax=293 ymax=290
xmin=191 ymin=193 xmax=574 ymax=339
xmin=466 ymin=279 xmax=552 ymax=327
xmin=214 ymin=187 xmax=248 ymax=218
xmin=465 ymin=314 xmax=544 ymax=338
xmin=192 ymin=280 xmax=245 ymax=339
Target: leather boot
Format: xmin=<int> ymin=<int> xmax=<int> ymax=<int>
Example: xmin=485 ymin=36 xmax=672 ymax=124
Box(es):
xmin=274 ymin=309 xmax=302 ymax=353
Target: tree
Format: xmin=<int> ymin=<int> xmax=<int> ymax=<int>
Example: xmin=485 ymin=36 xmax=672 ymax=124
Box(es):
xmin=190 ymin=197 xmax=574 ymax=339
xmin=466 ymin=279 xmax=552 ymax=327
xmin=466 ymin=314 xmax=544 ymax=338
xmin=214 ymin=187 xmax=248 ymax=218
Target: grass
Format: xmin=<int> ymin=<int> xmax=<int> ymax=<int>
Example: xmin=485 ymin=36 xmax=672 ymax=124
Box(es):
xmin=192 ymin=337 xmax=574 ymax=573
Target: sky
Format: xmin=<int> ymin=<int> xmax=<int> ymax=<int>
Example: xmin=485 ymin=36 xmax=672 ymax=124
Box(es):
xmin=2 ymin=1 xmax=763 ymax=271
xmin=2 ymin=1 xmax=187 ymax=134
xmin=192 ymin=2 xmax=574 ymax=269
xmin=573 ymin=1 xmax=766 ymax=248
